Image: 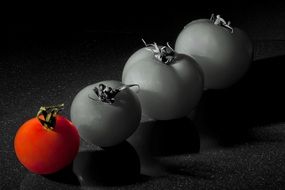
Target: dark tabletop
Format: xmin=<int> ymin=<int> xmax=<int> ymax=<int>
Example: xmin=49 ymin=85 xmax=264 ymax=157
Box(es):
xmin=1 ymin=4 xmax=285 ymax=190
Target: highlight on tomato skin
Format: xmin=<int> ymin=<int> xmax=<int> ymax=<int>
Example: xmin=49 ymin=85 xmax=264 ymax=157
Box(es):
xmin=14 ymin=105 xmax=80 ymax=175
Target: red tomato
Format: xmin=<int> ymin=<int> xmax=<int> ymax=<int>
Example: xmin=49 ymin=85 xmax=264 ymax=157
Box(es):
xmin=14 ymin=104 xmax=80 ymax=174
xmin=175 ymin=14 xmax=252 ymax=89
xmin=122 ymin=41 xmax=204 ymax=120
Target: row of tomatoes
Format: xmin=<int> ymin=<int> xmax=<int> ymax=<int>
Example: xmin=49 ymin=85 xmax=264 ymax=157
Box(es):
xmin=14 ymin=14 xmax=253 ymax=174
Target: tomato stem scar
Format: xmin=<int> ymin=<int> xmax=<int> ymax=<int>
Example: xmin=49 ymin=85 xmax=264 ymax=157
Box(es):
xmin=88 ymin=83 xmax=140 ymax=104
xmin=210 ymin=13 xmax=234 ymax=33
xmin=142 ymin=39 xmax=176 ymax=65
xmin=36 ymin=104 xmax=64 ymax=130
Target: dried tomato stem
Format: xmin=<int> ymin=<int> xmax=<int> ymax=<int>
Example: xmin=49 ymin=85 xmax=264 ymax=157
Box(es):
xmin=36 ymin=104 xmax=64 ymax=130
xmin=210 ymin=13 xmax=234 ymax=33
xmin=142 ymin=39 xmax=176 ymax=65
xmin=89 ymin=84 xmax=140 ymax=104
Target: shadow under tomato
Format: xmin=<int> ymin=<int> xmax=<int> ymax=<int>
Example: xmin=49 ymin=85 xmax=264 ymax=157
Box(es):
xmin=195 ymin=55 xmax=285 ymax=147
xmin=42 ymin=163 xmax=80 ymax=185
xmin=128 ymin=117 xmax=200 ymax=176
xmin=152 ymin=118 xmax=200 ymax=156
xmin=72 ymin=141 xmax=141 ymax=187
xmin=20 ymin=166 xmax=80 ymax=190
xmin=129 ymin=117 xmax=199 ymax=156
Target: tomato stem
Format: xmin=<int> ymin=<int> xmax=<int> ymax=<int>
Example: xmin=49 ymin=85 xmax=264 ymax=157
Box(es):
xmin=36 ymin=104 xmax=64 ymax=130
xmin=210 ymin=13 xmax=234 ymax=33
xmin=89 ymin=84 xmax=140 ymax=104
xmin=142 ymin=39 xmax=176 ymax=65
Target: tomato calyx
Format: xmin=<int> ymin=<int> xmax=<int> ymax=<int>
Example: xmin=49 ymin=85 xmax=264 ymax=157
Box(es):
xmin=210 ymin=13 xmax=234 ymax=33
xmin=36 ymin=104 xmax=64 ymax=130
xmin=142 ymin=39 xmax=176 ymax=65
xmin=89 ymin=83 xmax=140 ymax=104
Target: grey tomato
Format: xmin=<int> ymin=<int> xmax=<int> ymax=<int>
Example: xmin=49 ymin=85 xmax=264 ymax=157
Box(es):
xmin=175 ymin=15 xmax=253 ymax=89
xmin=122 ymin=42 xmax=204 ymax=120
xmin=70 ymin=80 xmax=141 ymax=147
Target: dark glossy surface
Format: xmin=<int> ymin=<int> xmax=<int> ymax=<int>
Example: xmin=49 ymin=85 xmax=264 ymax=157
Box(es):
xmin=2 ymin=5 xmax=285 ymax=189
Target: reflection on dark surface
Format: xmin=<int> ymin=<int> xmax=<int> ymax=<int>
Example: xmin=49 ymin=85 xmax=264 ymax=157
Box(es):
xmin=128 ymin=117 xmax=200 ymax=176
xmin=195 ymin=55 xmax=285 ymax=146
xmin=73 ymin=141 xmax=140 ymax=186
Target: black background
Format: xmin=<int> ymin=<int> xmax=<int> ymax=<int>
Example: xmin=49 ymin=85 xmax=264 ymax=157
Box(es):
xmin=1 ymin=2 xmax=285 ymax=190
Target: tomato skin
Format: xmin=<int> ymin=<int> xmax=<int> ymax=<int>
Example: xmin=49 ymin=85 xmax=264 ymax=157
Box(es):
xmin=14 ymin=115 xmax=80 ymax=174
xmin=70 ymin=80 xmax=141 ymax=147
xmin=232 ymin=28 xmax=253 ymax=59
xmin=175 ymin=19 xmax=252 ymax=89
xmin=122 ymin=47 xmax=204 ymax=120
